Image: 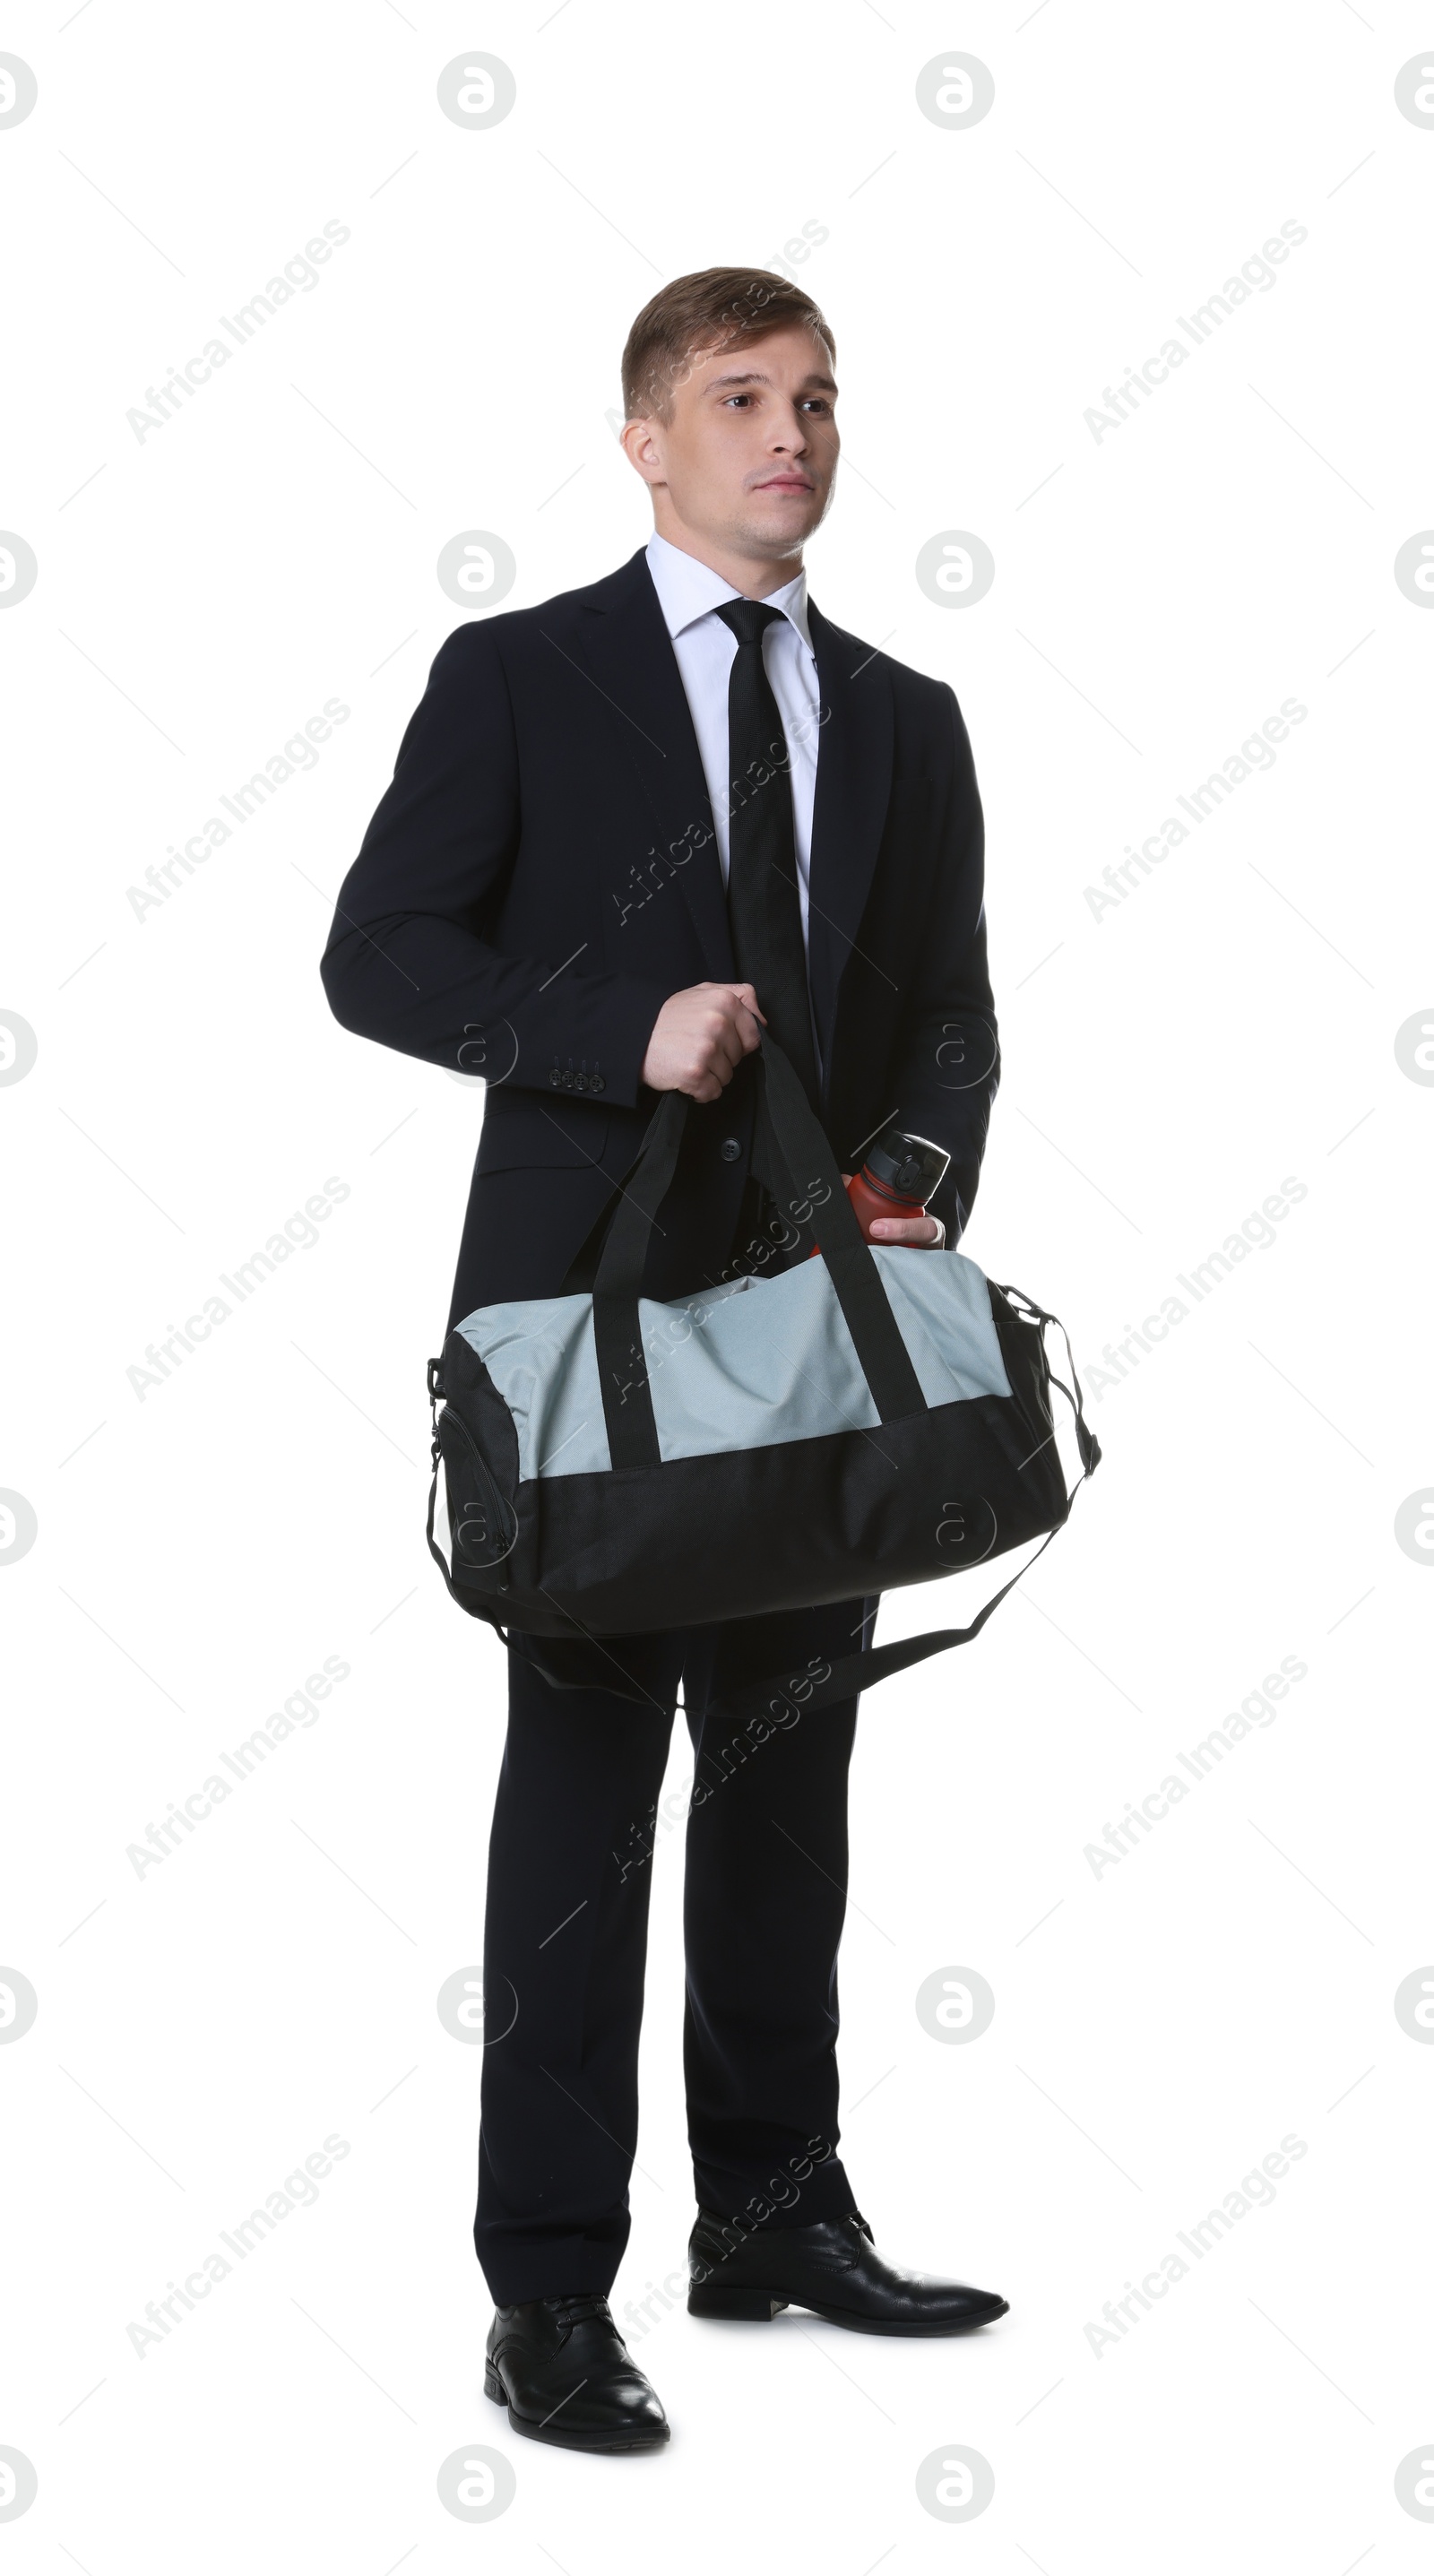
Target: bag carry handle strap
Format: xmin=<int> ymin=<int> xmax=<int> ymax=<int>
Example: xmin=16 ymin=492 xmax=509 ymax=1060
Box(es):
xmin=591 ymin=1035 xmax=851 ymax=1303
xmin=589 ymin=1085 xmax=690 ymax=1301
xmin=755 ymin=1035 xmax=927 ymax=1420
xmin=588 ymin=1086 xmax=692 ymax=1469
xmin=592 ymin=1036 xmax=925 ymax=1468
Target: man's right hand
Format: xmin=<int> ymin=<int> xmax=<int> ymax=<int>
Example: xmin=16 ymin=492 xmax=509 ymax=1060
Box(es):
xmin=640 ymin=981 xmax=766 ymax=1102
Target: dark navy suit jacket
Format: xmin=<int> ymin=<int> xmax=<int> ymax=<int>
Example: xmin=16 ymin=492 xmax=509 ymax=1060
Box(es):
xmin=319 ymin=545 xmax=999 ymax=1335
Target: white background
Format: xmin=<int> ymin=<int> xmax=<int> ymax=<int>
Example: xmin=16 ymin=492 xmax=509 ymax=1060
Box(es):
xmin=4 ymin=2 xmax=1432 ymax=2566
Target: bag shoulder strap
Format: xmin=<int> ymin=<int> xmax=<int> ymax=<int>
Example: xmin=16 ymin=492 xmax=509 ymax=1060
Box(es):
xmin=712 ymin=1493 xmax=1076 ymax=1729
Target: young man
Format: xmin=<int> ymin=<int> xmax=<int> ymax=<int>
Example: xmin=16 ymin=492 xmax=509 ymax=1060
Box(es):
xmin=320 ymin=269 xmax=1006 ymax=2454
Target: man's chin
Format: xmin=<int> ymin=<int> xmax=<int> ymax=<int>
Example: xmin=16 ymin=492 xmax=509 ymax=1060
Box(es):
xmin=735 ymin=503 xmax=825 ymax=558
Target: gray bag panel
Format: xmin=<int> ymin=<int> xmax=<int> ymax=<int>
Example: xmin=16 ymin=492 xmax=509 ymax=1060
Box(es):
xmin=455 ymin=1248 xmax=1012 ymax=1484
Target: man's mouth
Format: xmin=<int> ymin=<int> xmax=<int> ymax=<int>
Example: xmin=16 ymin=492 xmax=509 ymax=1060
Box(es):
xmin=755 ymin=475 xmax=814 ymax=493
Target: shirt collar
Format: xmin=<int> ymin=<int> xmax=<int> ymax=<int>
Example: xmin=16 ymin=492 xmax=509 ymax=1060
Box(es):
xmin=645 ymin=529 xmax=812 ymax=653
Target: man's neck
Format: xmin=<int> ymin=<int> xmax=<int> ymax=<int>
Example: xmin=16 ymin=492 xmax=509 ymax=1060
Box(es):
xmin=650 ymin=519 xmax=802 ymax=601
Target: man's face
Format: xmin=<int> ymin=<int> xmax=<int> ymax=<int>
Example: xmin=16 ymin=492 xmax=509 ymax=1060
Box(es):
xmin=624 ymin=322 xmax=839 ymax=568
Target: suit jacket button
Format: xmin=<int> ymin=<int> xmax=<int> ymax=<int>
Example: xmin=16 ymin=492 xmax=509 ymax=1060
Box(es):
xmin=720 ymin=1136 xmax=741 ymax=1162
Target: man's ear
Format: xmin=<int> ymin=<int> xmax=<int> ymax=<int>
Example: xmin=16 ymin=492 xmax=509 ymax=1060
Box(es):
xmin=621 ymin=417 xmax=665 ymax=487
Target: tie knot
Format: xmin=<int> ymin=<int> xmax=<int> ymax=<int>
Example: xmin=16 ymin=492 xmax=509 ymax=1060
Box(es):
xmin=715 ymin=596 xmax=784 ymax=648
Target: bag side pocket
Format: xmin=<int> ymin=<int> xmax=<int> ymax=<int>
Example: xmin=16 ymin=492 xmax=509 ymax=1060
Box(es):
xmin=434 ymin=1403 xmax=517 ymax=1584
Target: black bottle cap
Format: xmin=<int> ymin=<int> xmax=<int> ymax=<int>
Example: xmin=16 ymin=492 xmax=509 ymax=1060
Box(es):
xmin=861 ymin=1125 xmax=951 ymax=1204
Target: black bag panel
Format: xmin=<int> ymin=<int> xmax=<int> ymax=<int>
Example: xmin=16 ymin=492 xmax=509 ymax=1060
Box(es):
xmin=457 ymin=1391 xmax=1068 ymax=1639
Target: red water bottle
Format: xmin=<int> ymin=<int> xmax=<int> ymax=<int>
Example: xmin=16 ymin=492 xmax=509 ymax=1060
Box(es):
xmin=812 ymin=1124 xmax=951 ymax=1250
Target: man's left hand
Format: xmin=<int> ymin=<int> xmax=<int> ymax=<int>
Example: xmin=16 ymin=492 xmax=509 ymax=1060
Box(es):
xmin=868 ymin=1210 xmax=945 ymax=1247
xmin=841 ymin=1179 xmax=945 ymax=1249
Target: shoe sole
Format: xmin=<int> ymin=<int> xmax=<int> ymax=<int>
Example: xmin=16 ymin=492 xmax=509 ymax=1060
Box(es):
xmin=485 ymin=2365 xmax=670 ymax=2452
xmin=687 ymin=2286 xmax=1009 ymax=2336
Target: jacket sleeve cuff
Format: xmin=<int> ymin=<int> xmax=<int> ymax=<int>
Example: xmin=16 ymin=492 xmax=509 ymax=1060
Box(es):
xmin=554 ymin=974 xmax=669 ymax=1110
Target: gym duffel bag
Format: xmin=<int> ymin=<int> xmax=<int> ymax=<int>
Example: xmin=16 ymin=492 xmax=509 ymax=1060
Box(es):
xmin=425 ymin=1035 xmax=1100 ymax=1722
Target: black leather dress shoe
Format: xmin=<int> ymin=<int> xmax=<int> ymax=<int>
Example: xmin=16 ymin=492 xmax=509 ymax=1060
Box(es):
xmin=484 ymin=2295 xmax=669 ymax=2452
xmin=687 ymin=2208 xmax=1008 ymax=2336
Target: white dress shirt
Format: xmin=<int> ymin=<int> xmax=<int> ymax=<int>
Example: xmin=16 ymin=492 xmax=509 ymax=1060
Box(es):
xmin=644 ymin=530 xmax=822 ymax=955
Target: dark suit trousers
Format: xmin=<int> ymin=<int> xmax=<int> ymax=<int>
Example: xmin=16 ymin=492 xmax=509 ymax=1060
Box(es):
xmin=473 ymin=1595 xmax=875 ymax=2304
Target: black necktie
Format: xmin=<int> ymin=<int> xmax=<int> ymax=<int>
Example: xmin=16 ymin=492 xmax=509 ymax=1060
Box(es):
xmin=714 ymin=597 xmax=820 ymax=1109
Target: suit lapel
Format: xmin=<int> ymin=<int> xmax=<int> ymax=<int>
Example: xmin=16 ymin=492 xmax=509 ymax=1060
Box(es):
xmin=565 ymin=549 xmax=734 ymax=979
xmin=805 ymin=600 xmax=894 ymax=1082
